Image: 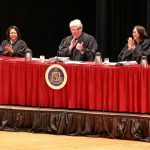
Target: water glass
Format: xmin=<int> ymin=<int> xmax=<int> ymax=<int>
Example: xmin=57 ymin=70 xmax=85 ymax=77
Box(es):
xmin=40 ymin=55 xmax=45 ymax=62
xmin=104 ymin=58 xmax=109 ymax=65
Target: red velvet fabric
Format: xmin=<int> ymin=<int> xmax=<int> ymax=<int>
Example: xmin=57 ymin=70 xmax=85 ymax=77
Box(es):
xmin=0 ymin=56 xmax=150 ymax=113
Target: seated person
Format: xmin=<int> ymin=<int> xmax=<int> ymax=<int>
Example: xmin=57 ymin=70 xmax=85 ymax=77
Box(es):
xmin=57 ymin=19 xmax=98 ymax=61
xmin=118 ymin=25 xmax=150 ymax=63
xmin=0 ymin=25 xmax=28 ymax=57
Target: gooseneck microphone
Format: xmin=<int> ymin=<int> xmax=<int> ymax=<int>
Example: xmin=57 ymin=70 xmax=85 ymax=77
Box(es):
xmin=118 ymin=44 xmax=128 ymax=61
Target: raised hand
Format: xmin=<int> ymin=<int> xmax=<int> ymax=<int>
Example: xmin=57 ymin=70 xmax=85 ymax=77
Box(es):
xmin=69 ymin=37 xmax=78 ymax=51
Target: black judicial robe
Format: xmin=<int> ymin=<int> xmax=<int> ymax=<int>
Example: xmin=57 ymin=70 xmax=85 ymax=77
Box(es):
xmin=58 ymin=32 xmax=98 ymax=61
xmin=118 ymin=39 xmax=150 ymax=63
xmin=0 ymin=39 xmax=28 ymax=57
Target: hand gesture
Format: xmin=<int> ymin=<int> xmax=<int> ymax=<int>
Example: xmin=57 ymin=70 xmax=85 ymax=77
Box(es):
xmin=76 ymin=42 xmax=84 ymax=51
xmin=127 ymin=37 xmax=135 ymax=51
xmin=4 ymin=44 xmax=13 ymax=53
xmin=69 ymin=37 xmax=78 ymax=51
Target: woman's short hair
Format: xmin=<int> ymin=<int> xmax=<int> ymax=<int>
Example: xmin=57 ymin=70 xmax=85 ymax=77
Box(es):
xmin=6 ymin=25 xmax=21 ymax=40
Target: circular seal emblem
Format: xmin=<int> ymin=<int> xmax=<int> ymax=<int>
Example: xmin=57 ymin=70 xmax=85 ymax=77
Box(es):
xmin=45 ymin=64 xmax=67 ymax=90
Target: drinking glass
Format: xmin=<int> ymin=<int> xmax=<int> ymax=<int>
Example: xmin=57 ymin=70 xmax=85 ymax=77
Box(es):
xmin=104 ymin=58 xmax=109 ymax=65
xmin=40 ymin=55 xmax=45 ymax=62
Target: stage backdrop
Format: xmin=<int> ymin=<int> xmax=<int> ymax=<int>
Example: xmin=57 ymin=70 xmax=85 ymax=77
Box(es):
xmin=0 ymin=0 xmax=149 ymax=61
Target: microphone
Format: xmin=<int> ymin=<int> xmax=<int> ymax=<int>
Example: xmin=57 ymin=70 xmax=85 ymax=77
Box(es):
xmin=118 ymin=44 xmax=128 ymax=61
xmin=55 ymin=51 xmax=64 ymax=62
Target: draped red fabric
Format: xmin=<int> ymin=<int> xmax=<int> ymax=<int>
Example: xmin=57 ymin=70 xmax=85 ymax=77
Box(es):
xmin=0 ymin=56 xmax=150 ymax=113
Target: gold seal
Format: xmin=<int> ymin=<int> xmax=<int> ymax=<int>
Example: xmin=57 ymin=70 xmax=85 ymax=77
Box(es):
xmin=45 ymin=64 xmax=67 ymax=90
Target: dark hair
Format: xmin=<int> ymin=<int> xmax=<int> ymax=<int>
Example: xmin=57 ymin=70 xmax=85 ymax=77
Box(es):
xmin=6 ymin=25 xmax=21 ymax=40
xmin=133 ymin=25 xmax=148 ymax=39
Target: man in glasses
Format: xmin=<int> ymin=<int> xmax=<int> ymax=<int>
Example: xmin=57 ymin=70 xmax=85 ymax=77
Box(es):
xmin=58 ymin=19 xmax=98 ymax=61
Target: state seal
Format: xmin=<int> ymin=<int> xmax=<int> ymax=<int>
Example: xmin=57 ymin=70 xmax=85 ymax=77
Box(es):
xmin=45 ymin=64 xmax=67 ymax=90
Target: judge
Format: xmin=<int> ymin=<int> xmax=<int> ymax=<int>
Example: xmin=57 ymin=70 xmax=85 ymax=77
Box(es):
xmin=118 ymin=25 xmax=150 ymax=63
xmin=0 ymin=25 xmax=28 ymax=57
xmin=58 ymin=19 xmax=98 ymax=61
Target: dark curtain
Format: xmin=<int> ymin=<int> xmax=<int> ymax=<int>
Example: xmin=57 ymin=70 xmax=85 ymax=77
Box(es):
xmin=147 ymin=0 xmax=150 ymax=36
xmin=0 ymin=0 xmax=149 ymax=61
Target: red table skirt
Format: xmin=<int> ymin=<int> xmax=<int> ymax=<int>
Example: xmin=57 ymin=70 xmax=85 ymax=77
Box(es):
xmin=0 ymin=56 xmax=150 ymax=113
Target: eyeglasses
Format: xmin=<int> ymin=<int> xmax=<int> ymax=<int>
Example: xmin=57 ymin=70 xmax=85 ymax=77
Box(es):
xmin=70 ymin=27 xmax=81 ymax=32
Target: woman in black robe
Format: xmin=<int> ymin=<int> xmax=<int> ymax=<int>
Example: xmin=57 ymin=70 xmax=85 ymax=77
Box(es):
xmin=118 ymin=25 xmax=150 ymax=63
xmin=0 ymin=25 xmax=28 ymax=57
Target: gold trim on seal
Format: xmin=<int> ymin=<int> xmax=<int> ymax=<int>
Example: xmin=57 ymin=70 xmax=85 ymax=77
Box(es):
xmin=45 ymin=64 xmax=67 ymax=90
